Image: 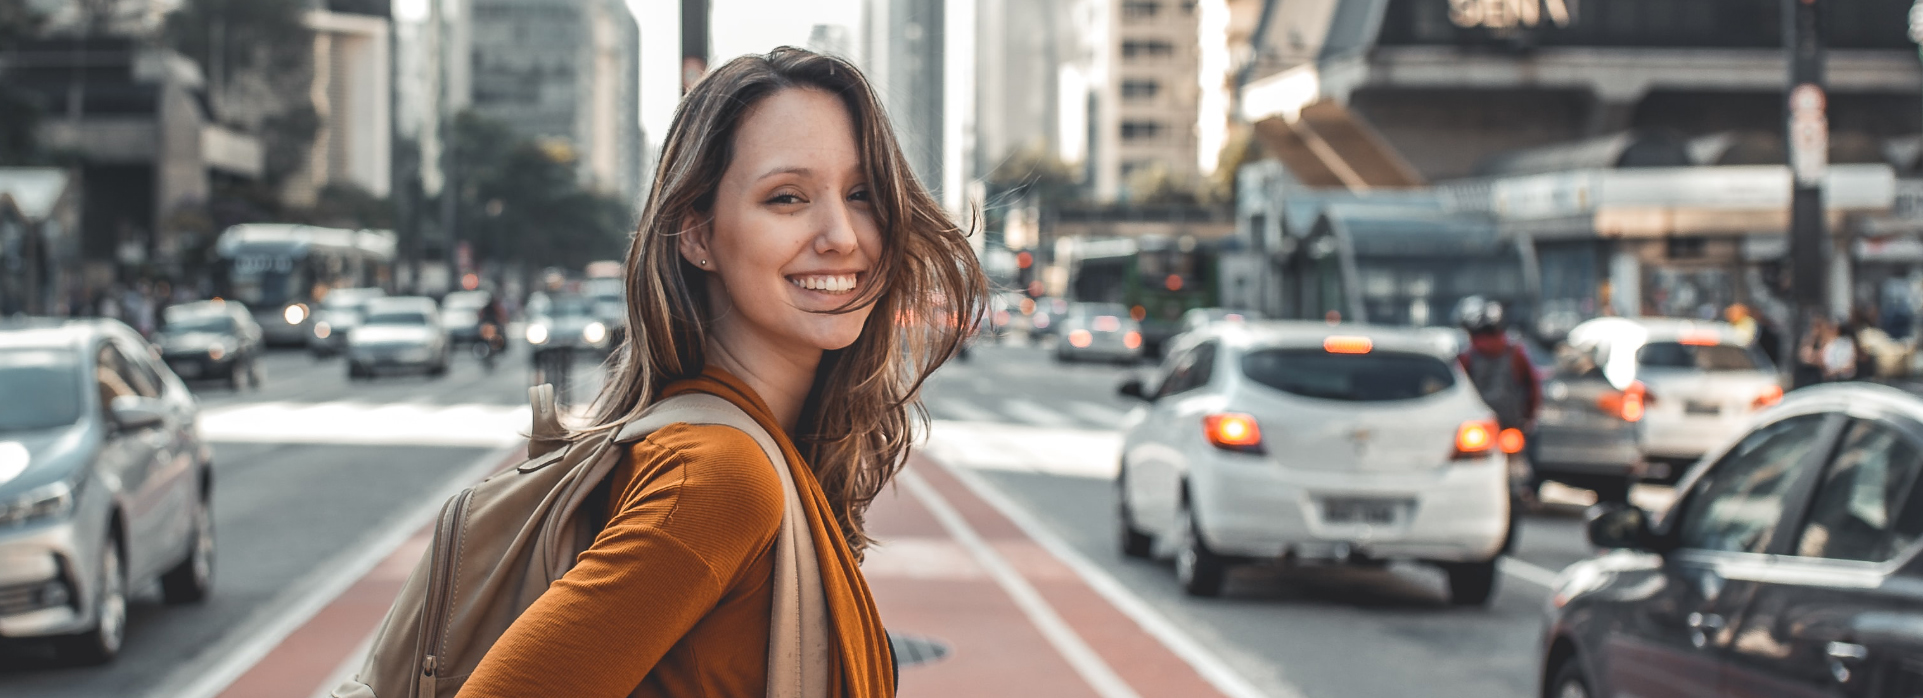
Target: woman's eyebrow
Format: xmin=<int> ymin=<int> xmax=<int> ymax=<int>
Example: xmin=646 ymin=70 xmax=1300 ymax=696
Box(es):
xmin=754 ymin=165 xmax=814 ymax=182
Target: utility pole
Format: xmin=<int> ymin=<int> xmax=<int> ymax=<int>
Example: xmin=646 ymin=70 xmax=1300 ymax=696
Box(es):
xmin=1785 ymin=0 xmax=1827 ymax=388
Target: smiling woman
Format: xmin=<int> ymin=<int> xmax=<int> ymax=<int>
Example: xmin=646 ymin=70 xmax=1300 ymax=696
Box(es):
xmin=454 ymin=47 xmax=985 ymax=698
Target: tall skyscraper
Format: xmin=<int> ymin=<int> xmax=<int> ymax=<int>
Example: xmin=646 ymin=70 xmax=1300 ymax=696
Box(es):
xmin=1094 ymin=0 xmax=1202 ymax=201
xmin=466 ymin=0 xmax=643 ymax=201
xmin=863 ymin=0 xmax=945 ymax=197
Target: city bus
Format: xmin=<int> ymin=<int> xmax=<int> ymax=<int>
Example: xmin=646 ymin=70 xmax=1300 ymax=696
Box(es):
xmin=213 ymin=224 xmax=399 ymax=345
xmin=1068 ymin=236 xmax=1220 ymax=357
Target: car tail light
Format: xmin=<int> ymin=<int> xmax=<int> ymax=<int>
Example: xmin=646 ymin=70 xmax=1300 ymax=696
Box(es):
xmin=1498 ymin=428 xmax=1526 ymax=454
xmin=1068 ymin=329 xmax=1093 ymax=348
xmin=1597 ymin=382 xmax=1650 ymax=422
xmin=1123 ymin=331 xmax=1141 ymax=349
xmin=1323 ymin=336 xmax=1373 ymax=354
xmin=1753 ymin=385 xmax=1784 ymax=410
xmin=1454 ymin=420 xmax=1498 ymax=459
xmin=1203 ymin=413 xmax=1264 ymax=453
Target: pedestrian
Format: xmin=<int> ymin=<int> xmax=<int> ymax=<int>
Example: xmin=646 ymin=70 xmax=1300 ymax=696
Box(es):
xmin=1724 ymin=303 xmax=1758 ymax=346
xmin=453 ymin=47 xmax=984 ymax=698
xmin=1798 ymin=317 xmax=1856 ymax=383
xmin=1455 ymin=299 xmax=1540 ymax=510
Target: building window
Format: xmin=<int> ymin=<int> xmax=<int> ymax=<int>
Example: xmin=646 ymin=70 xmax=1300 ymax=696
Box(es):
xmin=1121 ymin=79 xmax=1161 ymax=101
xmin=1122 ymin=1 xmax=1160 ymax=20
xmin=1121 ymin=121 xmax=1166 ymax=141
xmin=1120 ymin=39 xmax=1175 ymax=61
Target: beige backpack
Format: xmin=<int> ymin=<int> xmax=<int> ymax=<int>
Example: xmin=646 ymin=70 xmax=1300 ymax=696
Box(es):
xmin=331 ymin=385 xmax=830 ymax=698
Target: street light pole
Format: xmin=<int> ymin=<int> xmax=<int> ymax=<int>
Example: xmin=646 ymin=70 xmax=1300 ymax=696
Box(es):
xmin=1785 ymin=0 xmax=1828 ymax=388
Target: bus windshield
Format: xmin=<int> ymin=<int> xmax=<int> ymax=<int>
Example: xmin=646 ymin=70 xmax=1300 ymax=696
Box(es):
xmin=227 ymin=254 xmax=303 ymax=308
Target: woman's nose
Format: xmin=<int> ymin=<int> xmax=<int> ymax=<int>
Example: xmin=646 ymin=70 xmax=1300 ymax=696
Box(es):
xmin=813 ymin=200 xmax=860 ymax=255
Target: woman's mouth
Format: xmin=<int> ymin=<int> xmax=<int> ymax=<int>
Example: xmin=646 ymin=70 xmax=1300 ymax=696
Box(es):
xmin=788 ymin=273 xmax=860 ymax=295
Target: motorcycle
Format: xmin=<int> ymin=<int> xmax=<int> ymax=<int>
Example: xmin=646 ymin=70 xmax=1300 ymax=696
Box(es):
xmin=474 ymin=322 xmax=508 ymax=371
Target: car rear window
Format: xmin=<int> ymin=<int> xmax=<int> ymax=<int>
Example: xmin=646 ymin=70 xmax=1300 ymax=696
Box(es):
xmin=1637 ymin=342 xmax=1765 ymax=371
xmin=1241 ymin=349 xmax=1455 ymax=402
xmin=365 ymin=311 xmax=431 ymax=325
xmin=0 ymin=349 xmax=81 ymax=432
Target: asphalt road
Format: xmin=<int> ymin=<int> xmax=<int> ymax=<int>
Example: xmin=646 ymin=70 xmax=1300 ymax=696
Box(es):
xmin=1 ymin=333 xmax=1599 ymax=698
xmin=920 ymin=338 xmax=1597 ymax=698
xmin=0 ymin=343 xmax=578 ymax=698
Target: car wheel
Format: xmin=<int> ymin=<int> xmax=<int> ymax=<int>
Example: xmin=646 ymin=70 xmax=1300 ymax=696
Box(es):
xmin=248 ymin=358 xmax=264 ymax=389
xmin=1547 ymin=655 xmax=1594 ymax=698
xmin=161 ymin=492 xmax=214 ymax=604
xmin=1443 ymin=559 xmax=1499 ymax=606
xmin=1117 ymin=472 xmax=1153 ymax=559
xmin=1174 ymin=495 xmax=1228 ymax=597
xmin=226 ymin=361 xmax=245 ymax=390
xmin=55 ymin=531 xmax=127 ymax=664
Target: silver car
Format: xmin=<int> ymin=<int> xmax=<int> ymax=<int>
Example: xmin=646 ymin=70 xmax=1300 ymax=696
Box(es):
xmin=308 ymin=287 xmax=387 ymax=357
xmin=346 ymin=297 xmax=451 ymax=379
xmin=0 ymin=319 xmax=214 ymax=663
xmin=1054 ymin=302 xmax=1144 ymax=364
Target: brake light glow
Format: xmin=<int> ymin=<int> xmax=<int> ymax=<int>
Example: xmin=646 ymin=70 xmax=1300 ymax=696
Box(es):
xmin=1123 ymin=331 xmax=1142 ymax=349
xmin=1094 ymin=316 xmax=1122 ymax=332
xmin=1498 ymin=428 xmax=1526 ymax=455
xmin=1680 ymin=332 xmax=1721 ymax=346
xmin=1597 ymin=382 xmax=1649 ymax=422
xmin=1753 ymin=385 xmax=1784 ymax=410
xmin=1454 ymin=420 xmax=1498 ymax=458
xmin=1203 ymin=413 xmax=1264 ymax=453
xmin=1068 ymin=330 xmax=1093 ymax=348
xmin=1323 ymin=336 xmax=1373 ymax=354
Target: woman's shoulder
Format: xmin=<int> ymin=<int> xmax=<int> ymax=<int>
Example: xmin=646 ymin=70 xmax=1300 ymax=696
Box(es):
xmin=623 ymin=423 xmax=786 ymax=522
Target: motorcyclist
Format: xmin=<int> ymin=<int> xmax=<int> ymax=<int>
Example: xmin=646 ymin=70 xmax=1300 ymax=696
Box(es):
xmin=1455 ymin=298 xmax=1542 ymax=513
xmin=476 ymin=293 xmax=509 ymax=366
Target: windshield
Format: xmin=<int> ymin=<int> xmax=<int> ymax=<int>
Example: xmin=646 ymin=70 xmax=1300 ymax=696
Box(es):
xmin=364 ymin=311 xmax=431 ymax=326
xmin=0 ymin=349 xmax=82 ymax=432
xmin=1077 ymin=303 xmax=1129 ymax=319
xmin=323 ymin=290 xmax=382 ymax=309
xmin=1637 ymin=342 xmax=1768 ymax=372
xmin=227 ymin=255 xmax=303 ymax=308
xmin=444 ymin=292 xmax=489 ymax=310
xmin=545 ymin=296 xmax=596 ymax=318
xmin=164 ymin=313 xmax=235 ymax=334
xmin=1242 ymin=348 xmax=1456 ymax=402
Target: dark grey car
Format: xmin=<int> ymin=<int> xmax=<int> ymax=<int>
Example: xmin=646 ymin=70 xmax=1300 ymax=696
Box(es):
xmin=0 ymin=320 xmax=214 ymax=664
xmin=158 ymin=300 xmax=265 ymax=390
xmin=1542 ymin=383 xmax=1923 ymax=698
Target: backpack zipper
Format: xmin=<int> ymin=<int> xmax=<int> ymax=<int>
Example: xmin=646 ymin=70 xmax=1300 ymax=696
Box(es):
xmin=415 ymin=488 xmax=473 ymax=698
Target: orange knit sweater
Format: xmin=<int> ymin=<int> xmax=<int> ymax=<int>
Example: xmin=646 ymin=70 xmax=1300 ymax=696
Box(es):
xmin=457 ymin=368 xmax=895 ymax=697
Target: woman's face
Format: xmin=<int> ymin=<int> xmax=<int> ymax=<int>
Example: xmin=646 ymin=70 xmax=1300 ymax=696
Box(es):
xmin=683 ymin=87 xmax=883 ymax=355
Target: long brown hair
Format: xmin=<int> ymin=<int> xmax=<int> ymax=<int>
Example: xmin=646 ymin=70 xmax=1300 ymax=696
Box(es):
xmin=585 ymin=47 xmax=985 ymax=556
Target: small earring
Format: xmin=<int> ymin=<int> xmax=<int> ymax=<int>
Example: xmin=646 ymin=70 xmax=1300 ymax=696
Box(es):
xmin=699 ymin=260 xmax=708 ymax=266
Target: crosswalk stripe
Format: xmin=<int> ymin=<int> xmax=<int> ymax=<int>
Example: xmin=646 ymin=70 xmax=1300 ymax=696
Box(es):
xmin=198 ymin=401 xmax=530 ymax=447
xmin=1002 ymin=398 xmax=1076 ymax=428
xmin=1065 ymin=401 xmax=1128 ymax=428
xmin=928 ymin=397 xmax=1001 ymax=423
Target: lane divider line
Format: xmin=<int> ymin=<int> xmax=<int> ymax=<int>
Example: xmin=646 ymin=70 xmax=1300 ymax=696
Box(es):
xmin=1499 ymin=557 xmax=1562 ymax=589
xmin=936 ymin=462 xmax=1293 ymax=698
xmin=146 ymin=443 xmax=523 ymax=698
xmin=900 ymin=469 xmax=1143 ymax=698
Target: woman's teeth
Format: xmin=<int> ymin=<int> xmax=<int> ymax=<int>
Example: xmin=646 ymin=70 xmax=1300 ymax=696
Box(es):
xmin=789 ymin=274 xmax=858 ymax=294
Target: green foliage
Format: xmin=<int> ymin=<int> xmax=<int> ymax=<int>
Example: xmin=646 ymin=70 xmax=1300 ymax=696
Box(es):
xmin=449 ymin=111 xmax=633 ymax=270
xmin=984 ymin=143 xmax=1083 ymax=207
xmin=164 ymin=0 xmax=310 ymax=76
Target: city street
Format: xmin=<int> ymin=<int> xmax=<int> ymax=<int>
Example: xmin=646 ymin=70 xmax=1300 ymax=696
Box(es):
xmin=0 ymin=336 xmax=1603 ymax=698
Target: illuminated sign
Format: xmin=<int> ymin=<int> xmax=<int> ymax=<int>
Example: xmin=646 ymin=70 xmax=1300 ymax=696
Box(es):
xmin=1448 ymin=0 xmax=1573 ymax=30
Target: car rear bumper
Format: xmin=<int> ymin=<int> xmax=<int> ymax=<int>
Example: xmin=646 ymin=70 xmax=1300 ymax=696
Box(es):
xmin=1190 ymin=452 xmax=1510 ymax=563
xmin=349 ymin=346 xmax=438 ymax=370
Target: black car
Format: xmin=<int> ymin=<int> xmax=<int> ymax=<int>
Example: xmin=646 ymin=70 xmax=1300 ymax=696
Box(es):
xmin=1543 ymin=382 xmax=1923 ymax=698
xmin=157 ymin=300 xmax=264 ymax=389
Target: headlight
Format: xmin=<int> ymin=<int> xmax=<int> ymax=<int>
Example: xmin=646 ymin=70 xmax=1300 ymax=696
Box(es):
xmin=526 ymin=324 xmax=550 ymax=345
xmin=284 ymin=304 xmax=308 ymax=325
xmin=0 ymin=481 xmax=75 ymax=527
xmin=208 ymin=344 xmax=226 ymax=361
xmin=583 ymin=322 xmax=608 ymax=344
xmin=313 ymin=321 xmax=332 ymax=339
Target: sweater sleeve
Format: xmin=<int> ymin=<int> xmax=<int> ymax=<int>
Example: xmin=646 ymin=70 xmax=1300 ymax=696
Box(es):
xmin=457 ymin=425 xmax=786 ymax=697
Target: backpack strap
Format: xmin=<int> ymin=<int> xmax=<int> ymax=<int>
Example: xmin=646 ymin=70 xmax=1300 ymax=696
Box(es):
xmin=527 ymin=384 xmax=567 ymax=458
xmin=613 ymin=394 xmax=832 ymax=698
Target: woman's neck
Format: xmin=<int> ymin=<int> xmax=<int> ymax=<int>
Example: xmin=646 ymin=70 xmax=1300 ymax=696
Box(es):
xmin=703 ymin=332 xmax=819 ymax=434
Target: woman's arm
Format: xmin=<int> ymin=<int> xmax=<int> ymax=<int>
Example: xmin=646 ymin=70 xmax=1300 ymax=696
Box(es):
xmin=457 ymin=429 xmax=785 ymax=697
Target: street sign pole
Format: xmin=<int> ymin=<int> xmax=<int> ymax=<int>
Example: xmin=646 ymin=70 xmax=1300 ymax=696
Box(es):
xmin=1786 ymin=0 xmax=1828 ymax=388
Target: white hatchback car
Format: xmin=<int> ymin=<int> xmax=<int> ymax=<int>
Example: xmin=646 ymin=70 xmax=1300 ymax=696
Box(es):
xmin=1116 ymin=322 xmax=1512 ymax=602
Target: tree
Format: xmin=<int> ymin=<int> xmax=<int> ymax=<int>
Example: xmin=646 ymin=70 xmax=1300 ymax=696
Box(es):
xmin=984 ymin=143 xmax=1083 ymax=208
xmin=450 ymin=112 xmax=632 ymax=272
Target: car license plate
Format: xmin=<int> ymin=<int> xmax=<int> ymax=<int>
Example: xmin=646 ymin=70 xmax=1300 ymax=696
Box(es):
xmin=1685 ymin=400 xmax=1721 ymax=416
xmin=1321 ymin=498 xmax=1400 ymax=525
xmin=169 ymin=361 xmax=201 ymax=379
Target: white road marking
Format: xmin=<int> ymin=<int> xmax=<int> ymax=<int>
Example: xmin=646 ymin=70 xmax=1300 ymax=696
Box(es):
xmin=145 ymin=444 xmax=522 ymax=698
xmin=919 ymin=421 xmax=1121 ymax=479
xmin=901 ymin=470 xmax=1143 ymax=698
xmin=1066 ymin=401 xmax=1129 ymax=428
xmin=937 ymin=462 xmax=1291 ymax=698
xmin=928 ymin=396 xmax=1001 ymax=423
xmin=198 ymin=401 xmax=530 ymax=447
xmin=1003 ymin=398 xmax=1078 ymax=428
xmin=1499 ymin=557 xmax=1563 ymax=589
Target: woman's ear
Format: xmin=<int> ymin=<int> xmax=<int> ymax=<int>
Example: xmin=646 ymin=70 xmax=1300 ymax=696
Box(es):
xmin=677 ymin=213 xmax=715 ymax=271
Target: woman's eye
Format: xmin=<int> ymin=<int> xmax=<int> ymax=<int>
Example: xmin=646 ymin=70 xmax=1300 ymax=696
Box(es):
xmin=849 ymin=189 xmax=871 ymax=203
xmin=766 ymin=193 xmax=803 ymax=205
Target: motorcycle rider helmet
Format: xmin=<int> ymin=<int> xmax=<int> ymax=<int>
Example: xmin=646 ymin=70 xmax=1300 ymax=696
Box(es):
xmin=1456 ymin=296 xmax=1505 ymax=335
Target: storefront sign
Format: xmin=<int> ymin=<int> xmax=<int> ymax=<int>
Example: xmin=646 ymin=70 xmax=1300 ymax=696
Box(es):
xmin=1448 ymin=0 xmax=1573 ymax=30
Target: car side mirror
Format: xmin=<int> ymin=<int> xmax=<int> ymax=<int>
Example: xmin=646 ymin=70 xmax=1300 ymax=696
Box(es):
xmin=1586 ymin=504 xmax=1660 ymax=551
xmin=109 ymin=395 xmax=166 ymax=431
xmin=1118 ymin=378 xmax=1149 ymax=401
